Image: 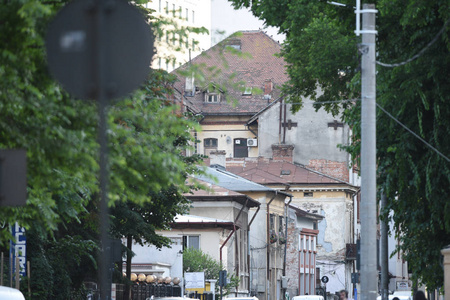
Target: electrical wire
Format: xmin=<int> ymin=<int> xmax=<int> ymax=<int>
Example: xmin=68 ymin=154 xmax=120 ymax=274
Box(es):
xmin=376 ymin=19 xmax=450 ymax=68
xmin=376 ymin=102 xmax=450 ymax=163
xmin=309 ymin=98 xmax=450 ymax=163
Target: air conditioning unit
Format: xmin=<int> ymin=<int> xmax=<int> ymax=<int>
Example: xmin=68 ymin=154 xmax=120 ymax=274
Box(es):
xmin=247 ymin=139 xmax=258 ymax=147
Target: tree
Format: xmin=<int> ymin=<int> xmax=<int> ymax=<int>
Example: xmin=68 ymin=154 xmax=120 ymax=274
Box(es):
xmin=229 ymin=0 xmax=450 ymax=290
xmin=183 ymin=247 xmax=239 ymax=296
xmin=1 ymin=0 xmax=206 ymax=297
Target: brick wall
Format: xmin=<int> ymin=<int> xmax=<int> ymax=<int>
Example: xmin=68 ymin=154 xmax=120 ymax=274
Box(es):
xmin=307 ymin=159 xmax=349 ymax=182
xmin=272 ymin=144 xmax=295 ymax=163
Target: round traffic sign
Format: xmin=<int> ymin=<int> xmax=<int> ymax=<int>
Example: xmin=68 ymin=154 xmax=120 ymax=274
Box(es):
xmin=46 ymin=0 xmax=154 ymax=101
xmin=321 ymin=275 xmax=329 ymax=283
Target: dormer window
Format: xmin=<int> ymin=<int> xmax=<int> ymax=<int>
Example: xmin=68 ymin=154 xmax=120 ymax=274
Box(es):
xmin=206 ymin=93 xmax=220 ymax=103
xmin=204 ymin=86 xmax=222 ymax=103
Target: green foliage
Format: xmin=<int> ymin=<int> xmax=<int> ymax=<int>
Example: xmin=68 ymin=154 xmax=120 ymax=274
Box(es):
xmin=183 ymin=247 xmax=223 ymax=279
xmin=0 ymin=0 xmax=206 ymax=297
xmin=230 ymin=0 xmax=450 ymax=290
xmin=183 ymin=247 xmax=239 ymax=296
xmin=23 ymin=225 xmax=99 ymax=299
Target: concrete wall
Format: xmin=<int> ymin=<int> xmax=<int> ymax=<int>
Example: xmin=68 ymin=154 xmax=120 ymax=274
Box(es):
xmin=257 ymin=98 xmax=350 ymax=181
xmin=289 ymin=189 xmax=354 ymax=295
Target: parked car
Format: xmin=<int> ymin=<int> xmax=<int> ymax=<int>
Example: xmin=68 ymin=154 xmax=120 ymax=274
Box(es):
xmin=292 ymin=295 xmax=325 ymax=300
xmin=0 ymin=286 xmax=25 ymax=300
xmin=224 ymin=297 xmax=259 ymax=300
xmin=376 ymin=291 xmax=413 ymax=300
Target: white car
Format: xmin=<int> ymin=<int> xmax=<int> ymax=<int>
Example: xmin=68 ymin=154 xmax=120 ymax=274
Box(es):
xmin=0 ymin=286 xmax=25 ymax=300
xmin=376 ymin=291 xmax=413 ymax=300
xmin=292 ymin=295 xmax=325 ymax=300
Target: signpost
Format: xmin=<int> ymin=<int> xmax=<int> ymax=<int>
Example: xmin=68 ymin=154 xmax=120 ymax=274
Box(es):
xmin=45 ymin=0 xmax=154 ymax=298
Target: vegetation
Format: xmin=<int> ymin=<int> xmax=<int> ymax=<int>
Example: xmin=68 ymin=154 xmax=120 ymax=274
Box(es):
xmin=230 ymin=0 xmax=450 ymax=290
xmin=183 ymin=247 xmax=240 ymax=296
xmin=1 ymin=0 xmax=207 ymax=298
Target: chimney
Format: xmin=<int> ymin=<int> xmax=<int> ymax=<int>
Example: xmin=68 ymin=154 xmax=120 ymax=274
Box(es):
xmin=272 ymin=144 xmax=294 ymax=163
xmin=184 ymin=76 xmax=195 ymax=97
xmin=209 ymin=150 xmax=226 ymax=167
xmin=264 ymin=79 xmax=273 ymax=99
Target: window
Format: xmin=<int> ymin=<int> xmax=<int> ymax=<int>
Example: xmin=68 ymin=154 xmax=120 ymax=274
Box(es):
xmin=172 ymin=32 xmax=176 ymax=45
xmin=185 ymin=8 xmax=189 ymax=21
xmin=270 ymin=214 xmax=275 ymax=231
xmin=192 ymin=10 xmax=195 ymax=23
xmin=206 ymin=94 xmax=219 ymax=103
xmin=165 ymin=1 xmax=169 ymax=14
xmin=192 ymin=39 xmax=195 ymax=51
xmin=278 ymin=216 xmax=284 ymax=233
xmin=159 ymin=0 xmax=162 ymax=12
xmin=172 ymin=3 xmax=175 ymax=16
xmin=204 ymin=138 xmax=218 ymax=155
xmin=243 ymin=86 xmax=252 ymax=95
xmin=183 ymin=235 xmax=199 ymax=250
xmin=179 ymin=6 xmax=182 ymax=18
xmin=205 ymin=88 xmax=221 ymax=103
xmin=204 ymin=138 xmax=218 ymax=148
xmin=304 ymin=192 xmax=313 ymax=197
xmin=158 ymin=57 xmax=161 ymax=69
xmin=234 ymin=138 xmax=248 ymax=158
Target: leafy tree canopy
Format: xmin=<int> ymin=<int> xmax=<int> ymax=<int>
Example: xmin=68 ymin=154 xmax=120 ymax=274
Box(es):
xmin=0 ymin=0 xmax=204 ymax=241
xmin=229 ymin=0 xmax=450 ymax=290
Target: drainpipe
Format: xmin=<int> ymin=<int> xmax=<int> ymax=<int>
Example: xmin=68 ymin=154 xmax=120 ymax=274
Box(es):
xmin=283 ymin=195 xmax=293 ymax=300
xmin=267 ymin=191 xmax=278 ymax=300
xmin=248 ymin=205 xmax=261 ymax=296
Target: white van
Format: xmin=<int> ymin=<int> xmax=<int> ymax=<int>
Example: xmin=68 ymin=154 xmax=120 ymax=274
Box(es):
xmin=292 ymin=295 xmax=325 ymax=300
xmin=0 ymin=286 xmax=25 ymax=300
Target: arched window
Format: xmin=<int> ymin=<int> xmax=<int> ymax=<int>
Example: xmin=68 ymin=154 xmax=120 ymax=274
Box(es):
xmin=204 ymin=138 xmax=218 ymax=155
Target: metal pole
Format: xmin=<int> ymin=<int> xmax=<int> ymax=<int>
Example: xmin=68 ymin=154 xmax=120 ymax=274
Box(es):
xmin=96 ymin=0 xmax=111 ymax=298
xmin=380 ymin=191 xmax=389 ymax=300
xmin=360 ymin=4 xmax=377 ymax=300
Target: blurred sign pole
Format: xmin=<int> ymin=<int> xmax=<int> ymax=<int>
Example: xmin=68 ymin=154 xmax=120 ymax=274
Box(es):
xmin=357 ymin=3 xmax=378 ymax=300
xmin=45 ymin=0 xmax=154 ymax=298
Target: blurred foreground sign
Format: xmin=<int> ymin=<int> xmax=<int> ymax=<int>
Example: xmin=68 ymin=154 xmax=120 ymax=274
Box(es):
xmin=0 ymin=150 xmax=27 ymax=206
xmin=45 ymin=0 xmax=154 ymax=101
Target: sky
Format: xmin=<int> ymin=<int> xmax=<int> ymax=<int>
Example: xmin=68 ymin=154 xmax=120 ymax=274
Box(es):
xmin=210 ymin=0 xmax=285 ymax=45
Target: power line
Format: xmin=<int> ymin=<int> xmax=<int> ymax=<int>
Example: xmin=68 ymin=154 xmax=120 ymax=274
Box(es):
xmin=375 ymin=102 xmax=450 ymax=163
xmin=376 ymin=19 xmax=450 ymax=68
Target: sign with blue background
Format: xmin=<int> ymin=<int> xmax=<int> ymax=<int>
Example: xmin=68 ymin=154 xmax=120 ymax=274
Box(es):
xmin=10 ymin=223 xmax=26 ymax=278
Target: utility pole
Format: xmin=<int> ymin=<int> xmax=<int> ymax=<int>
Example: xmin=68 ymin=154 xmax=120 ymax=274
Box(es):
xmin=380 ymin=191 xmax=389 ymax=300
xmin=359 ymin=3 xmax=378 ymax=300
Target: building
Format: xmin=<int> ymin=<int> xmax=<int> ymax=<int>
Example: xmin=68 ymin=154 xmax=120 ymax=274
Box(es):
xmin=193 ymin=166 xmax=289 ymax=300
xmin=144 ymin=0 xmax=211 ymax=72
xmin=225 ymin=154 xmax=359 ymax=296
xmin=286 ymin=204 xmax=324 ymax=297
xmin=174 ymin=30 xmax=287 ymax=159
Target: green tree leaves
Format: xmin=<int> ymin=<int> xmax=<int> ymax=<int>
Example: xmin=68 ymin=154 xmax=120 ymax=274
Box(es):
xmin=229 ymin=0 xmax=450 ymax=289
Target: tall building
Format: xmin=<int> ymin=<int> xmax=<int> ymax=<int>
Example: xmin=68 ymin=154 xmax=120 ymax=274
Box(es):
xmin=144 ymin=0 xmax=211 ymax=72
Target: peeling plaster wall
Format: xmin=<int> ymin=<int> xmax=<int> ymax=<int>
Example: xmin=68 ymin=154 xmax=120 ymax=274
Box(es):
xmin=257 ymin=97 xmax=350 ymax=181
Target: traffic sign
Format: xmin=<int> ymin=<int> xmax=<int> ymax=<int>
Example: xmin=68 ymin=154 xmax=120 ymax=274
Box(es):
xmin=45 ymin=0 xmax=154 ymax=101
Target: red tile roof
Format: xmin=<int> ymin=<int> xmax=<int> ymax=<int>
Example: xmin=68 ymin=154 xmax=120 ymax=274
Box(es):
xmin=173 ymin=31 xmax=288 ymax=115
xmin=226 ymin=157 xmax=347 ymax=186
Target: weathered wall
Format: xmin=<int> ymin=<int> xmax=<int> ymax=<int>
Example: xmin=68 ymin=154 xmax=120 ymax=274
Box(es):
xmin=258 ymin=98 xmax=350 ymax=181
